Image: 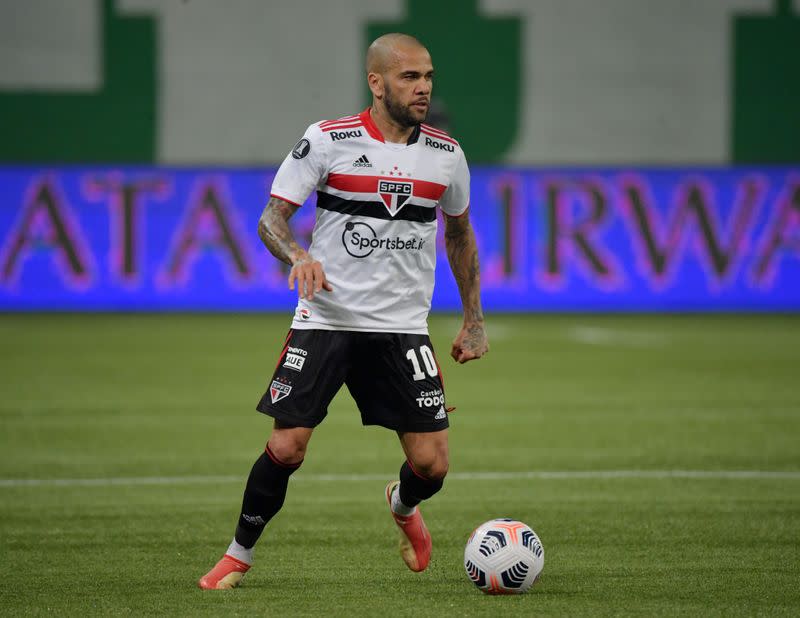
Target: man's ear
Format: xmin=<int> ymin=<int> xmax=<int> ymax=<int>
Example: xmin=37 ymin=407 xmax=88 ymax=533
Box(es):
xmin=367 ymin=72 xmax=384 ymax=99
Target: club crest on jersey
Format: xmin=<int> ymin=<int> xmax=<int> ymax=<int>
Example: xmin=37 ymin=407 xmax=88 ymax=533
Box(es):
xmin=378 ymin=179 xmax=413 ymax=215
xmin=270 ymin=379 xmax=292 ymax=403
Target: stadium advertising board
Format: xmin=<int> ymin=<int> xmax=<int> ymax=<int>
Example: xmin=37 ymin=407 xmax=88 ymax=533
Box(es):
xmin=0 ymin=166 xmax=798 ymax=311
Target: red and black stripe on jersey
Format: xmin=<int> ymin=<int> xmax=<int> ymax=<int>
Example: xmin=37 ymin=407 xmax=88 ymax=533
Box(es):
xmin=316 ymin=171 xmax=445 ymax=223
xmin=316 ymin=192 xmax=435 ymax=223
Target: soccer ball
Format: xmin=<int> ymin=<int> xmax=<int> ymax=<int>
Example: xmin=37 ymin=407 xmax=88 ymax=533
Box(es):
xmin=463 ymin=518 xmax=544 ymax=594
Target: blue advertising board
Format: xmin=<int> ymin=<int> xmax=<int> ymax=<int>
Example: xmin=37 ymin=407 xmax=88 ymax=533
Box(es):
xmin=0 ymin=166 xmax=798 ymax=311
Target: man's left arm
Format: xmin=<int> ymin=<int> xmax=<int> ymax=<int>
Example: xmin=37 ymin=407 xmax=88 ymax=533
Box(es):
xmin=444 ymin=209 xmax=489 ymax=363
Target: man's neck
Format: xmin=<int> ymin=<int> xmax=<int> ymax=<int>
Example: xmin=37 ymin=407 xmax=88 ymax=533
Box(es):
xmin=370 ymin=105 xmax=416 ymax=143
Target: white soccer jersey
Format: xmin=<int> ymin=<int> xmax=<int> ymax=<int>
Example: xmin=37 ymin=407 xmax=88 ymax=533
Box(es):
xmin=270 ymin=108 xmax=470 ymax=334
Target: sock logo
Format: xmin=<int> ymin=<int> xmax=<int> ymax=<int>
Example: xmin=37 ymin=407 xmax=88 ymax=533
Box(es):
xmin=242 ymin=513 xmax=266 ymax=526
xmin=270 ymin=379 xmax=292 ymax=403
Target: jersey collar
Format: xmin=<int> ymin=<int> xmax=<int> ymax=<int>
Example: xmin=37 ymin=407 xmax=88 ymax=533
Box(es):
xmin=359 ymin=107 xmax=421 ymax=146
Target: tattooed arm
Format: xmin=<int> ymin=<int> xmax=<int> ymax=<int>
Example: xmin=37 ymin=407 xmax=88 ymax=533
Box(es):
xmin=258 ymin=196 xmax=332 ymax=300
xmin=443 ymin=209 xmax=489 ymax=363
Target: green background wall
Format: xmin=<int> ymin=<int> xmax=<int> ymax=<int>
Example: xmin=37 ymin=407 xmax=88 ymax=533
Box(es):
xmin=1 ymin=0 xmax=797 ymax=164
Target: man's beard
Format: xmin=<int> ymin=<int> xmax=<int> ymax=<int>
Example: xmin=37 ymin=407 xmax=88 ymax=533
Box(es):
xmin=384 ymin=82 xmax=427 ymax=127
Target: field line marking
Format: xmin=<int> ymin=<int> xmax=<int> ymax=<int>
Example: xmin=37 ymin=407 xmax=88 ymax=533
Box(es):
xmin=1 ymin=469 xmax=800 ymax=488
xmin=568 ymin=326 xmax=665 ymax=347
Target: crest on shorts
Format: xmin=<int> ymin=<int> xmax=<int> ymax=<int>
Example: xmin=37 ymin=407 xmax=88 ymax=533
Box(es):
xmin=270 ymin=379 xmax=292 ymax=403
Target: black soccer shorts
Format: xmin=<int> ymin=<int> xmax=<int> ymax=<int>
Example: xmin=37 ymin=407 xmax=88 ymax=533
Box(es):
xmin=256 ymin=329 xmax=450 ymax=433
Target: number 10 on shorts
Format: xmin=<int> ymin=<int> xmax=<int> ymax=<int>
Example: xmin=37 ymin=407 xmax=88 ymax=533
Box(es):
xmin=406 ymin=345 xmax=438 ymax=381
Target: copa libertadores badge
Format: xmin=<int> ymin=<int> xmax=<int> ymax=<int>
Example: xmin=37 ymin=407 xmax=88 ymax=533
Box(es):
xmin=291 ymin=138 xmax=311 ymax=159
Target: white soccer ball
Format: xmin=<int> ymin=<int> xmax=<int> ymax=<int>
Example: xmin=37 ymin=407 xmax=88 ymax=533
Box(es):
xmin=463 ymin=518 xmax=544 ymax=594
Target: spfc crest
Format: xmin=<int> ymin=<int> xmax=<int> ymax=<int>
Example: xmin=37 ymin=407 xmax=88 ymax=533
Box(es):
xmin=270 ymin=380 xmax=292 ymax=403
xmin=378 ymin=179 xmax=413 ymax=215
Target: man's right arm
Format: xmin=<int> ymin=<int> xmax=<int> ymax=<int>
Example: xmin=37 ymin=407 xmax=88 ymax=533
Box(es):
xmin=258 ymin=196 xmax=331 ymax=300
xmin=257 ymin=196 xmax=305 ymax=265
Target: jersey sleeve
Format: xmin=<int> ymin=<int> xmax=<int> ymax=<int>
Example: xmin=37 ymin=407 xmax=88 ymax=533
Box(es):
xmin=270 ymin=124 xmax=328 ymax=206
xmin=437 ymin=148 xmax=470 ymax=217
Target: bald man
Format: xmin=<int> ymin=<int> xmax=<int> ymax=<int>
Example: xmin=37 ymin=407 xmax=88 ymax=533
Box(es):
xmin=199 ymin=33 xmax=488 ymax=590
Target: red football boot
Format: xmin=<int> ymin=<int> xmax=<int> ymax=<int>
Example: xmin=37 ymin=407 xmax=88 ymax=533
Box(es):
xmin=385 ymin=481 xmax=432 ymax=572
xmin=197 ymin=554 xmax=250 ymax=590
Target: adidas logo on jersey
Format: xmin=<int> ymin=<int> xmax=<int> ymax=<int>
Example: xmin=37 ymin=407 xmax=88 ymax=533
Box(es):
xmin=352 ymin=154 xmax=372 ymax=168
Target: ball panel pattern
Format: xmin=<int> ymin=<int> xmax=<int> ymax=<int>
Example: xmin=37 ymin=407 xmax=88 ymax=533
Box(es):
xmin=464 ymin=559 xmax=486 ymax=587
xmin=521 ymin=529 xmax=544 ymax=558
xmin=478 ymin=529 xmax=507 ymax=557
xmin=500 ymin=560 xmax=529 ymax=589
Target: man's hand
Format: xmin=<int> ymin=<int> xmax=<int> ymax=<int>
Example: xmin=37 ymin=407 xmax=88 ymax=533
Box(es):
xmin=451 ymin=321 xmax=489 ymax=364
xmin=289 ymin=256 xmax=332 ymax=300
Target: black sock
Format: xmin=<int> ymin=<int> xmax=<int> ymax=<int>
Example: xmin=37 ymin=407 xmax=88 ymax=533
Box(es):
xmin=398 ymin=460 xmax=444 ymax=508
xmin=234 ymin=446 xmax=302 ymax=549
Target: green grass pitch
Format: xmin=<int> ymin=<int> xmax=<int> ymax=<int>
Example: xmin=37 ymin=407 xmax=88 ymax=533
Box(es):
xmin=1 ymin=313 xmax=799 ymax=616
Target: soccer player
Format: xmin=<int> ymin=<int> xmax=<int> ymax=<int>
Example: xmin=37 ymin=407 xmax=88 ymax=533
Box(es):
xmin=199 ymin=32 xmax=488 ymax=589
